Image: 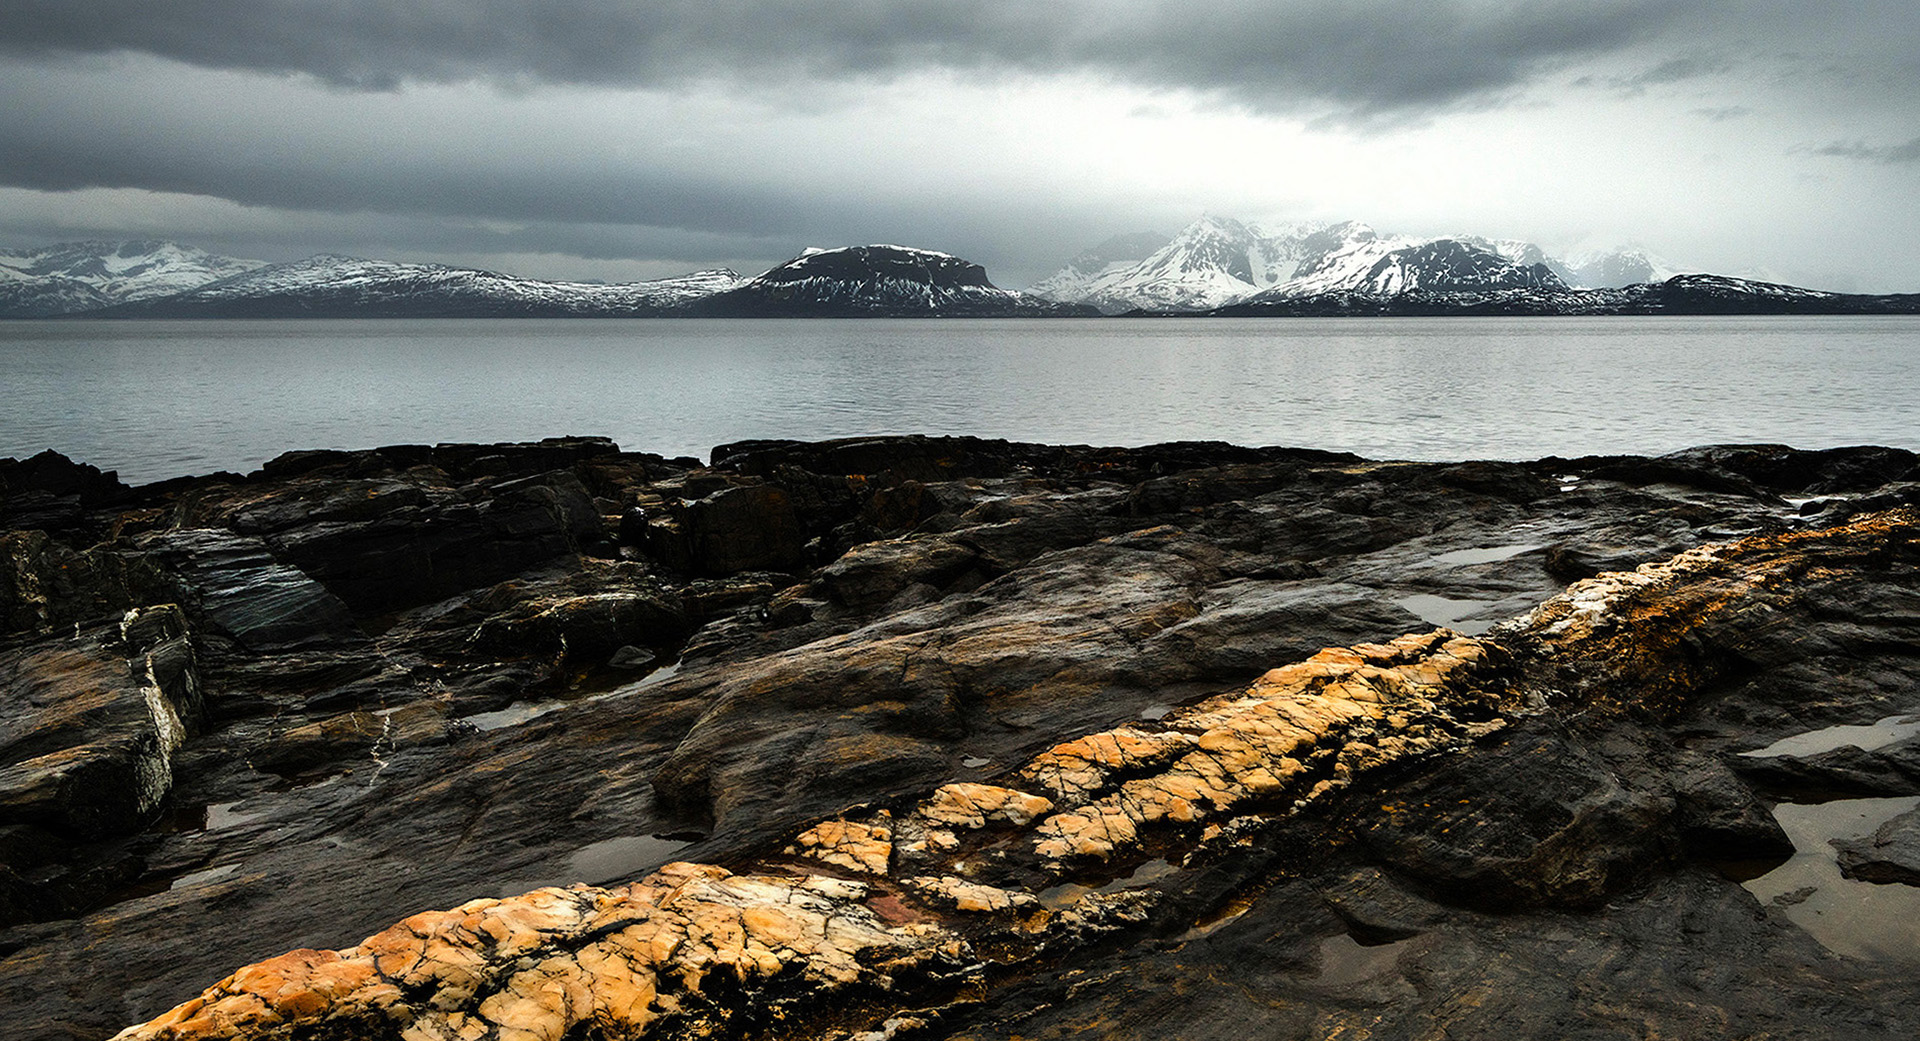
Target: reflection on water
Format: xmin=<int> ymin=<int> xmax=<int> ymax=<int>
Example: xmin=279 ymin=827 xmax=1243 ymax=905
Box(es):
xmin=498 ymin=834 xmax=694 ymax=896
xmin=1313 ymin=932 xmax=1411 ymax=987
xmin=1740 ymin=714 xmax=1920 ymax=759
xmin=1038 ymin=857 xmax=1180 ymax=908
xmin=1742 ymin=796 xmax=1920 ymax=963
xmin=1393 ymin=593 xmax=1498 ymax=635
xmin=5 ymin=316 xmax=1918 ymax=485
xmin=1429 ymin=543 xmax=1546 ymax=566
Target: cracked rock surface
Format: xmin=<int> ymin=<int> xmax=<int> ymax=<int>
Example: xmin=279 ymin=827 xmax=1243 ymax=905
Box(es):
xmin=3 ymin=437 xmax=1919 ymax=1040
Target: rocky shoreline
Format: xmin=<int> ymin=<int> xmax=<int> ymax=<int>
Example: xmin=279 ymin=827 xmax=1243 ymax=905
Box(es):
xmin=3 ymin=436 xmax=1919 ymax=1039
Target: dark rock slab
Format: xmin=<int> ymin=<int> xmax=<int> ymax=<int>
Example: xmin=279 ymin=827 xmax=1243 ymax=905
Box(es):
xmin=1358 ymin=725 xmax=1675 ymax=910
xmin=1731 ymin=737 xmax=1920 ymax=799
xmin=132 ymin=529 xmax=363 ymax=651
xmin=1836 ymin=806 xmax=1920 ymax=885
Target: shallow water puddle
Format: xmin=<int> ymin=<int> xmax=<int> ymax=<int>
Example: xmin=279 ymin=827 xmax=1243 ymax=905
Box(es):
xmin=569 ymin=834 xmax=694 ymax=884
xmin=1180 ymin=894 xmax=1258 ymax=940
xmin=1313 ymin=933 xmax=1411 ymax=987
xmin=499 ymin=834 xmax=693 ymax=896
xmin=1739 ymin=714 xmax=1920 ymax=759
xmin=1429 ymin=543 xmax=1546 ymax=567
xmin=1742 ymin=796 xmax=1920 ymax=963
xmin=453 ymin=661 xmax=686 ymax=733
xmin=1393 ymin=593 xmax=1498 ymax=635
xmin=1038 ymin=857 xmax=1179 ymax=908
xmin=455 ymin=698 xmax=572 ymax=732
xmin=169 ymin=864 xmax=240 ymax=892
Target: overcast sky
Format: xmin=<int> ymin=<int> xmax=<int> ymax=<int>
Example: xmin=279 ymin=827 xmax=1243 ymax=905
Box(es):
xmin=2 ymin=1 xmax=1917 ymax=291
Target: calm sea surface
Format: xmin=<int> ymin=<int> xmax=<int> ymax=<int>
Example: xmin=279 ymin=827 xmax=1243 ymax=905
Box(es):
xmin=2 ymin=316 xmax=1916 ymax=485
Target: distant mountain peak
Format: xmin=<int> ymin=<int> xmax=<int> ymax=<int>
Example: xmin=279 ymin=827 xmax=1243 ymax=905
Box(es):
xmin=1031 ymin=217 xmax=1603 ymax=313
xmin=686 ymin=243 xmax=1089 ymax=317
xmin=0 ymin=239 xmax=268 ymax=316
xmin=1029 ymin=214 xmax=1327 ymax=314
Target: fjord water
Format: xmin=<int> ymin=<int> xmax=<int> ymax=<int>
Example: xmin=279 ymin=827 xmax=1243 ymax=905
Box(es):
xmin=3 ymin=315 xmax=1916 ymax=485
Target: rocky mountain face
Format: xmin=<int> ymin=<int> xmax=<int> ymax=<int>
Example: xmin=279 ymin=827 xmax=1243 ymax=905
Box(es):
xmin=5 ymin=435 xmax=1920 ymax=1039
xmin=92 ymin=255 xmax=745 ymax=318
xmin=679 ymin=244 xmax=1093 ymax=317
xmin=0 ymin=241 xmax=266 ymax=317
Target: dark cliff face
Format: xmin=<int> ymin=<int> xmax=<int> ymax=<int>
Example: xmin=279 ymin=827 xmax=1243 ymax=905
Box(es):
xmin=680 ymin=245 xmax=1093 ymax=317
xmin=6 ymin=437 xmax=1920 ymax=1040
xmin=754 ymin=246 xmax=995 ymax=290
xmin=1385 ymin=239 xmax=1566 ymax=292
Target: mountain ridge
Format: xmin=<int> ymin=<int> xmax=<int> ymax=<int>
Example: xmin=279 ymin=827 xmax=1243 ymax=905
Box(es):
xmin=4 ymin=234 xmax=1916 ymax=319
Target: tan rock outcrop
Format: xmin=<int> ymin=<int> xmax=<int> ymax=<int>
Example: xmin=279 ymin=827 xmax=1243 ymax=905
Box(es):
xmin=1027 ymin=630 xmax=1508 ymax=862
xmin=113 ymin=864 xmax=955 ymax=1041
xmin=787 ymin=811 xmax=893 ymax=875
xmin=917 ymin=783 xmax=1054 ymax=829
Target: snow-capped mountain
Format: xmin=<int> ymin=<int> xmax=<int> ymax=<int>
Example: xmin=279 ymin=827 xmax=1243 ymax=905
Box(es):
xmin=1023 ymin=231 xmax=1171 ymax=309
xmin=681 ymin=245 xmax=1093 ymax=317
xmin=1031 ymin=218 xmax=1706 ymax=311
xmin=0 ymin=240 xmax=267 ymax=317
xmin=99 ymin=255 xmax=744 ymax=318
xmin=1258 ymin=229 xmax=1566 ymax=299
xmin=1028 ymin=216 xmax=1328 ymax=314
xmin=1559 ymin=247 xmax=1686 ymax=289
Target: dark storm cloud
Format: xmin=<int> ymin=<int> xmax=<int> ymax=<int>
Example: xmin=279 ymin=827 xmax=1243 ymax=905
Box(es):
xmin=1809 ymin=137 xmax=1920 ymax=164
xmin=0 ymin=0 xmax=1693 ymax=115
xmin=0 ymin=78 xmax=808 ymax=236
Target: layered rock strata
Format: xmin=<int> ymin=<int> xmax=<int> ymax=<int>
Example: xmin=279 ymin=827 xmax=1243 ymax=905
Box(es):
xmin=111 ymin=509 xmax=1919 ymax=1041
xmin=3 ymin=437 xmax=1918 ymax=1040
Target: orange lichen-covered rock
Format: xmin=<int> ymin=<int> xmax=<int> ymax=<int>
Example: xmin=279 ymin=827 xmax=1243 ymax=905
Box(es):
xmin=111 ymin=864 xmax=947 ymax=1041
xmin=904 ymin=876 xmax=1038 ymax=913
xmin=917 ymin=783 xmax=1055 ymax=830
xmin=1029 ymin=631 xmax=1511 ymax=862
xmin=787 ymin=811 xmax=894 ymax=875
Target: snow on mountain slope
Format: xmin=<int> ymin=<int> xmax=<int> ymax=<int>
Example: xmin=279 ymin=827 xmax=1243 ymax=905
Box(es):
xmin=1257 ymin=231 xmax=1566 ymax=299
xmin=1561 ymin=247 xmax=1687 ymax=288
xmin=0 ymin=240 xmax=266 ymax=309
xmin=0 ymin=275 xmax=112 ymax=318
xmin=1028 ymin=216 xmax=1334 ymax=314
xmin=1024 ymin=231 xmax=1171 ymax=309
xmin=1034 ymin=219 xmax=1719 ymax=309
xmin=685 ymin=244 xmax=1091 ymax=317
xmin=110 ymin=255 xmax=744 ymax=317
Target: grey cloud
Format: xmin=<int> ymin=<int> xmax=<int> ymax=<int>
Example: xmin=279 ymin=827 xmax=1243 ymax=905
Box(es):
xmin=0 ymin=63 xmax=1120 ymax=283
xmin=1574 ymin=53 xmax=1732 ymax=96
xmin=1692 ymin=105 xmax=1751 ymax=121
xmin=0 ymin=86 xmax=808 ymax=237
xmin=1809 ymin=137 xmax=1920 ymax=164
xmin=0 ymin=0 xmax=1694 ymax=116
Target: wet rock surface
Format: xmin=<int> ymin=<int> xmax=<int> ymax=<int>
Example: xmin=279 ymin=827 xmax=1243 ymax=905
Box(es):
xmin=0 ymin=436 xmax=1916 ymax=1040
